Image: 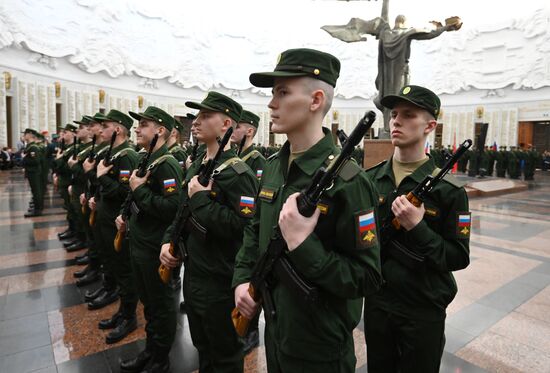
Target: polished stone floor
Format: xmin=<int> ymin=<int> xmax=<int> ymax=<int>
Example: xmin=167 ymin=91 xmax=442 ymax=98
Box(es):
xmin=1 ymin=168 xmax=549 ymax=373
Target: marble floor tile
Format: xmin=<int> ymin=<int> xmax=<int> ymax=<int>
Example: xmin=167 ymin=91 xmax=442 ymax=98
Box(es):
xmin=515 ymin=285 xmax=550 ymax=323
xmin=0 ymin=248 xmax=79 ymax=271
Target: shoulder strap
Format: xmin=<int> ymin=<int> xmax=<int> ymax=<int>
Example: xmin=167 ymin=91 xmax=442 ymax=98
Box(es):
xmin=147 ymin=154 xmax=175 ymax=171
xmin=241 ymin=149 xmax=261 ymax=162
xmin=112 ymin=147 xmax=137 ymax=160
xmin=213 ymin=157 xmax=242 ymax=175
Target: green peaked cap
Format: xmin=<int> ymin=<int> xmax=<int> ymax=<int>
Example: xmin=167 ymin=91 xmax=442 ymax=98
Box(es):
xmin=249 ymin=48 xmax=341 ymax=88
xmin=381 ymin=85 xmax=441 ymax=119
xmin=239 ymin=110 xmax=260 ymax=128
xmin=185 ymin=91 xmax=243 ymax=123
xmin=95 ymin=110 xmax=134 ymax=130
xmin=129 ymin=106 xmax=175 ymax=131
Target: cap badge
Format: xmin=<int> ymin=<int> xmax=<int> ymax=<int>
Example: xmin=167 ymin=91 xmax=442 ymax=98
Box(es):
xmin=402 ymin=86 xmax=411 ymax=95
xmin=313 ymin=68 xmax=320 ymax=75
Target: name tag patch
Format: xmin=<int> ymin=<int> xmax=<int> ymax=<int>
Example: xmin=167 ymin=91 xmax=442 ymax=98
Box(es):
xmin=259 ymin=187 xmax=277 ymax=203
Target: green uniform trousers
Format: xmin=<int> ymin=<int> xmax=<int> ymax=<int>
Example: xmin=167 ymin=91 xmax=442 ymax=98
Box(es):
xmin=183 ymin=284 xmax=243 ymax=373
xmin=95 ymin=216 xmax=137 ymax=309
xmin=264 ymin=321 xmax=355 ymax=373
xmin=27 ymin=173 xmax=43 ymax=210
xmin=364 ymin=307 xmax=445 ymax=373
xmin=131 ymin=254 xmax=176 ymax=354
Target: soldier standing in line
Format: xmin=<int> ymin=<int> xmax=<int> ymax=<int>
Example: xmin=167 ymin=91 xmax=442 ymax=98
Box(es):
xmin=231 ymin=109 xmax=267 ymax=183
xmin=228 ymin=108 xmax=267 ymax=354
xmin=363 ymin=85 xmax=470 ymax=373
xmin=117 ymin=107 xmax=183 ymax=373
xmin=63 ymin=117 xmax=93 ymax=252
xmin=160 ymin=91 xmax=259 ymax=372
xmin=90 ymin=110 xmax=140 ymax=342
xmin=233 ymin=48 xmax=382 ymax=372
xmin=22 ymin=128 xmax=44 ymax=217
xmin=54 ymin=124 xmax=78 ymax=238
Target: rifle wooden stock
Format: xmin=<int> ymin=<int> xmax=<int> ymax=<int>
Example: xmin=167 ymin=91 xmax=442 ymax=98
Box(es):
xmin=231 ymin=285 xmax=258 ymax=337
xmin=113 ymin=229 xmax=124 ymax=252
xmin=89 ymin=210 xmax=96 ymax=226
xmin=158 ymin=242 xmax=177 ymax=284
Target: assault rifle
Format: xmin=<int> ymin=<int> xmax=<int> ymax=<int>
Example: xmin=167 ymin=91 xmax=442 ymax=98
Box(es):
xmin=158 ymin=127 xmax=234 ymax=284
xmin=113 ymin=134 xmax=158 ymax=252
xmin=71 ymin=136 xmax=78 ymax=160
xmin=336 ymin=129 xmax=348 ymax=147
xmin=60 ymin=138 xmax=65 ymax=152
xmin=379 ymin=139 xmax=473 ymax=270
xmin=231 ymin=111 xmax=377 ymax=337
xmin=81 ymin=135 xmax=97 ymax=215
xmin=190 ymin=139 xmax=199 ymax=162
xmin=102 ymin=132 xmax=117 ymax=167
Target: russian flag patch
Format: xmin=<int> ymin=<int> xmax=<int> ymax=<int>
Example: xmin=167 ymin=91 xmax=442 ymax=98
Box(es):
xmin=356 ymin=209 xmax=377 ymax=248
xmin=163 ymin=178 xmax=177 ymax=195
xmin=256 ymin=169 xmax=263 ymax=179
xmin=457 ymin=212 xmax=471 ymax=238
xmin=119 ymin=170 xmax=130 ymax=183
xmin=238 ymin=196 xmax=255 ymax=217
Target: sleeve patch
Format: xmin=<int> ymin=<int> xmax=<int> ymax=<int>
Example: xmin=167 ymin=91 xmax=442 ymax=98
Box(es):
xmin=256 ymin=169 xmax=263 ymax=179
xmin=163 ymin=178 xmax=177 ymax=195
xmin=238 ymin=195 xmax=256 ymax=217
xmin=355 ymin=209 xmax=378 ymax=249
xmin=119 ymin=170 xmax=130 ymax=183
xmin=457 ymin=212 xmax=471 ymax=238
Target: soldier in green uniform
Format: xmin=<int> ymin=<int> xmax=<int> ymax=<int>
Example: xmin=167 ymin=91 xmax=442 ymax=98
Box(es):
xmin=457 ymin=147 xmax=469 ymax=173
xmin=508 ymin=146 xmax=520 ymax=179
xmin=233 ymin=48 xmax=382 ymax=373
xmin=54 ymin=124 xmax=78 ymax=238
xmin=165 ymin=118 xmax=188 ymax=291
xmin=73 ymin=113 xmax=109 ymax=286
xmin=22 ymin=129 xmax=44 ymax=217
xmin=229 ymin=108 xmax=267 ymax=354
xmin=231 ymin=109 xmax=267 ymax=184
xmin=487 ymin=146 xmax=496 ymax=177
xmin=37 ymin=132 xmax=49 ymax=197
xmin=117 ymin=106 xmax=183 ymax=373
xmin=363 ymin=85 xmax=470 ymax=373
xmin=65 ymin=117 xmax=93 ymax=253
xmin=87 ymin=110 xmax=140 ymax=342
xmin=524 ymin=144 xmax=537 ymax=180
xmin=495 ymin=146 xmax=508 ymax=177
xmin=160 ymin=91 xmax=258 ymax=373
xmin=478 ymin=146 xmax=489 ymax=177
xmin=168 ymin=118 xmax=189 ymax=173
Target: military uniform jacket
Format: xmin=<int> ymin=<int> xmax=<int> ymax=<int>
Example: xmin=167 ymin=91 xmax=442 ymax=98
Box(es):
xmin=168 ymin=143 xmax=188 ymax=176
xmin=163 ymin=148 xmax=258 ymax=294
xmin=84 ymin=143 xmax=108 ymax=198
xmin=365 ymin=156 xmax=470 ymax=321
xmin=22 ymin=142 xmax=43 ymax=174
xmin=53 ymin=146 xmax=77 ymax=187
xmin=69 ymin=141 xmax=93 ymax=195
xmin=239 ymin=145 xmax=267 ymax=181
xmin=97 ymin=142 xmax=138 ymax=219
xmin=127 ymin=144 xmax=183 ymax=259
xmin=232 ymin=129 xmax=382 ymax=361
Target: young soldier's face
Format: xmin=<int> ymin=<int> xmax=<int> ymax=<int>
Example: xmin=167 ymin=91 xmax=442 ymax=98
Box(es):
xmin=89 ymin=122 xmax=102 ymax=138
xmin=389 ymin=102 xmax=435 ymax=148
xmin=100 ymin=122 xmax=116 ymax=143
xmin=230 ymin=122 xmax=247 ymax=144
xmin=269 ymin=77 xmax=312 ymax=134
xmin=193 ymin=110 xmax=225 ymax=143
xmin=135 ymin=119 xmax=160 ymax=147
xmin=76 ymin=125 xmax=90 ymax=140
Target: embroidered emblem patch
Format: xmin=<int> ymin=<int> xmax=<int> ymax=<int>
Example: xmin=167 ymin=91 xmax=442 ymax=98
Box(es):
xmin=119 ymin=170 xmax=130 ymax=183
xmin=258 ymin=187 xmax=276 ymax=202
xmin=239 ymin=196 xmax=255 ymax=217
xmin=356 ymin=210 xmax=377 ymax=248
xmin=457 ymin=212 xmax=471 ymax=238
xmin=163 ymin=179 xmax=177 ymax=195
xmin=256 ymin=169 xmax=263 ymax=179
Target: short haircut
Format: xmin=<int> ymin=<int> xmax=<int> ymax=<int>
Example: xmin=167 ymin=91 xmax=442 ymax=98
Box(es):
xmin=302 ymin=77 xmax=334 ymax=116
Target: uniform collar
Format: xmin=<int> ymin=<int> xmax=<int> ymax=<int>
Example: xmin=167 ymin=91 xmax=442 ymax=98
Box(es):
xmin=377 ymin=154 xmax=436 ymax=185
xmin=149 ymin=144 xmax=168 ymax=163
xmin=239 ymin=145 xmax=254 ymax=158
xmin=111 ymin=141 xmax=129 ymax=154
xmin=279 ymin=127 xmax=336 ymax=176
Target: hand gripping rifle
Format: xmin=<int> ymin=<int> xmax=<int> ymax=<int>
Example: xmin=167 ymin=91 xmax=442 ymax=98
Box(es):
xmin=81 ymin=135 xmax=97 ymax=215
xmin=158 ymin=127 xmax=234 ymax=284
xmin=379 ymin=139 xmax=473 ymax=270
xmin=89 ymin=133 xmax=116 ymax=226
xmin=231 ymin=111 xmax=377 ymax=337
xmin=113 ymin=134 xmax=158 ymax=252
